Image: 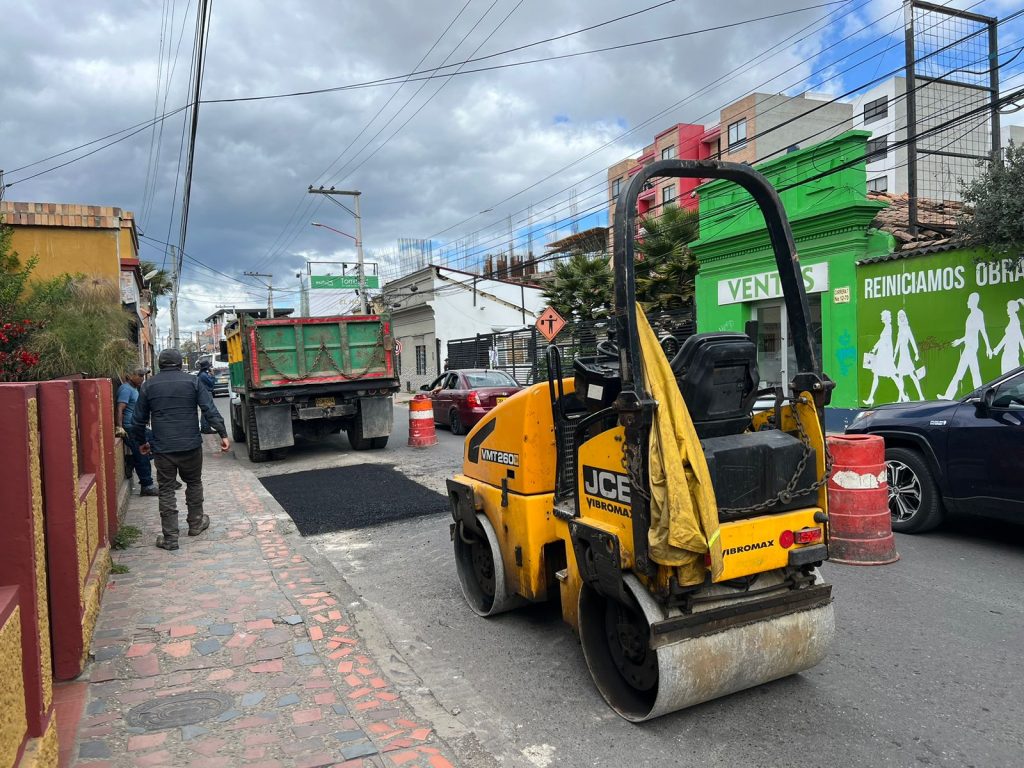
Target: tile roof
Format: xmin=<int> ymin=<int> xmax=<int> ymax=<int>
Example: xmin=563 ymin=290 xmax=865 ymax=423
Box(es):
xmin=0 ymin=201 xmax=135 ymax=230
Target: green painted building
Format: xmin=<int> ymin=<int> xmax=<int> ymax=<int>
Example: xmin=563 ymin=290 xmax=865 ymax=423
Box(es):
xmin=691 ymin=130 xmax=893 ymax=427
xmin=856 ymin=247 xmax=1024 ymax=406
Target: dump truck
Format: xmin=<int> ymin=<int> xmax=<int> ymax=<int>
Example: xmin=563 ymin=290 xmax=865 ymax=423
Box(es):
xmin=224 ymin=311 xmax=399 ymax=462
xmin=446 ymin=160 xmax=836 ymax=721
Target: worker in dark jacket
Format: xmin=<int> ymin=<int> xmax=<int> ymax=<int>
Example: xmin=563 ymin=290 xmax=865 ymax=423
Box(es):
xmin=197 ymin=360 xmax=217 ymax=433
xmin=132 ymin=348 xmax=230 ymax=551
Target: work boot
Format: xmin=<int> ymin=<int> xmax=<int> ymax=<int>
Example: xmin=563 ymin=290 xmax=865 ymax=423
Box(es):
xmin=188 ymin=515 xmax=210 ymax=537
xmin=155 ymin=536 xmax=179 ymax=551
xmin=140 ymin=485 xmax=159 ymax=497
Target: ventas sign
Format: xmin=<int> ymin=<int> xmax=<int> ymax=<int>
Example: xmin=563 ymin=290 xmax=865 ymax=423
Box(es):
xmin=717 ymin=263 xmax=828 ymax=306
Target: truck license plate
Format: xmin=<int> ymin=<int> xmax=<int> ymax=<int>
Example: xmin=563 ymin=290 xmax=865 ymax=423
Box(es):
xmin=315 ymin=397 xmax=335 ymax=408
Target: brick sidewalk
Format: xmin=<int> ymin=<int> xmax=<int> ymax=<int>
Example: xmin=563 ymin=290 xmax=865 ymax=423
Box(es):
xmin=73 ymin=440 xmax=460 ymax=768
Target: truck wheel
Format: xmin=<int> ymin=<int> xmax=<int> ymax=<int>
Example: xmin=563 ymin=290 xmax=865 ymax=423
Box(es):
xmin=371 ymin=436 xmax=389 ymax=449
xmin=230 ymin=403 xmax=246 ymax=443
xmin=347 ymin=411 xmax=373 ymax=451
xmin=246 ymin=404 xmax=268 ymax=463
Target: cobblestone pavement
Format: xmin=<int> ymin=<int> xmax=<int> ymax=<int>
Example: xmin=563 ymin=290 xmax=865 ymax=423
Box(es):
xmin=75 ymin=440 xmax=462 ymax=768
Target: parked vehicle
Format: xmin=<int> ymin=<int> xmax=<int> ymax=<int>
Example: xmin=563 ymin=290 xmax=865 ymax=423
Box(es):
xmin=225 ymin=311 xmax=399 ymax=462
xmin=210 ymin=362 xmax=230 ymax=397
xmin=421 ymin=369 xmax=522 ymax=435
xmin=846 ymin=366 xmax=1024 ymax=532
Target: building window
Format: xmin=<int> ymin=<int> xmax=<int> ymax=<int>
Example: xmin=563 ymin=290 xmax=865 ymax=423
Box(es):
xmin=867 ymin=176 xmax=888 ymax=193
xmin=663 ymin=184 xmax=677 ymax=207
xmin=415 ymin=344 xmax=427 ymax=375
xmin=866 ymin=135 xmax=888 ymax=162
xmin=661 ymin=145 xmax=676 ymax=160
xmin=863 ymin=96 xmax=888 ymax=124
xmin=727 ymin=119 xmax=747 ymax=152
xmin=611 ymin=178 xmax=621 ymax=198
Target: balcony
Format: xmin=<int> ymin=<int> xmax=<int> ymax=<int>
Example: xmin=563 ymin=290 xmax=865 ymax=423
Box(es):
xmin=638 ymin=182 xmax=656 ymax=201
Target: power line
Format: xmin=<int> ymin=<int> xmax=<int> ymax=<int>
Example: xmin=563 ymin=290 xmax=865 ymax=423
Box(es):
xmin=429 ymin=46 xmax=1023 ymax=283
xmin=170 ymin=0 xmax=214 ymax=344
xmin=432 ymin=0 xmax=1009 ymax=270
xmin=202 ymin=2 xmax=844 ymax=105
xmin=250 ymin=0 xmax=482 ymax=284
xmin=248 ymin=0 xmax=527 ymax=275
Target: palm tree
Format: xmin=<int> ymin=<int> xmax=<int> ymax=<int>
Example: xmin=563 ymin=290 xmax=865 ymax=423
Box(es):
xmin=634 ymin=206 xmax=699 ymax=312
xmin=541 ymin=251 xmax=613 ymax=320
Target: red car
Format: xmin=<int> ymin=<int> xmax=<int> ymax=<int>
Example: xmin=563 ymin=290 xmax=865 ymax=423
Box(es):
xmin=422 ymin=369 xmax=522 ymax=435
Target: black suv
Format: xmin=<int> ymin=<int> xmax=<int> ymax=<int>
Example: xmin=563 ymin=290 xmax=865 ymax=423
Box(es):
xmin=845 ymin=366 xmax=1024 ymax=533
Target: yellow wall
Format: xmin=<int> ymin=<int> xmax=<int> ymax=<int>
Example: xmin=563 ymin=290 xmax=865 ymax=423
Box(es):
xmin=8 ymin=228 xmax=121 ymax=283
xmin=0 ymin=605 xmax=27 ymax=768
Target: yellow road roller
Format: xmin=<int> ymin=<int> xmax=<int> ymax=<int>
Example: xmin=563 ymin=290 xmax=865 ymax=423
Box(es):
xmin=446 ymin=160 xmax=836 ymax=722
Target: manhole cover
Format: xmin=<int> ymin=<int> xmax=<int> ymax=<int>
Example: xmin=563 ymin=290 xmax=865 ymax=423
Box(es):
xmin=125 ymin=691 xmax=233 ymax=731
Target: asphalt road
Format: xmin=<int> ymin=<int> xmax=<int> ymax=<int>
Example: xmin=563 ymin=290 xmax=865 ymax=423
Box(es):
xmin=220 ymin=395 xmax=1024 ymax=768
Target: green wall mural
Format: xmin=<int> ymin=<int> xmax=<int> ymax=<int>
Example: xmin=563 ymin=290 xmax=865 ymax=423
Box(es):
xmin=857 ymin=249 xmax=1024 ymax=405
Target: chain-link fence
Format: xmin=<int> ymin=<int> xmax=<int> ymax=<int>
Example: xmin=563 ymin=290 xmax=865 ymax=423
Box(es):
xmin=446 ymin=307 xmax=695 ymax=385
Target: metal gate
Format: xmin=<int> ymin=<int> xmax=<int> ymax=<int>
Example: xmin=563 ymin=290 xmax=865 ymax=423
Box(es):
xmin=446 ymin=307 xmax=694 ymax=385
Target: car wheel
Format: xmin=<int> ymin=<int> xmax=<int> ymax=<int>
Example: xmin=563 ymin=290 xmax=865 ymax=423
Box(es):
xmin=449 ymin=409 xmax=465 ymax=436
xmin=885 ymin=446 xmax=944 ymax=533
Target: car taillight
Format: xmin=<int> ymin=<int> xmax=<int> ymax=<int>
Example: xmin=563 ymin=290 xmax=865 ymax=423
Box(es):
xmin=793 ymin=527 xmax=823 ymax=545
xmin=467 ymin=391 xmax=481 ymax=407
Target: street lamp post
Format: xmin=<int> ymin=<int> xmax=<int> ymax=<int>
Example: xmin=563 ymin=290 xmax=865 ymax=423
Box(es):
xmin=308 ymin=187 xmax=368 ymax=314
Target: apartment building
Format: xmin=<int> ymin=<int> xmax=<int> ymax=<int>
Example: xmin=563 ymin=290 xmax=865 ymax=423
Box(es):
xmin=851 ymin=76 xmax=998 ymax=201
xmin=719 ymin=91 xmax=853 ymax=164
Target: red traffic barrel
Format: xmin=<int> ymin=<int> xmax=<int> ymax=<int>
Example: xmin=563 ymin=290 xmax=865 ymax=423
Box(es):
xmin=826 ymin=434 xmax=899 ymax=565
xmin=408 ymin=394 xmax=438 ymax=448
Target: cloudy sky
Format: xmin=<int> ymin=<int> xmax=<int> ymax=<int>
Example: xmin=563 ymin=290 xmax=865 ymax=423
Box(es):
xmin=2 ymin=0 xmax=1022 ymax=334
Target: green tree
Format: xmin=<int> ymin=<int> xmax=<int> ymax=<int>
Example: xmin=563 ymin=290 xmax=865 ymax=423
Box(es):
xmin=958 ymin=143 xmax=1024 ymax=264
xmin=541 ymin=251 xmax=613 ymax=320
xmin=634 ymin=205 xmax=700 ymax=312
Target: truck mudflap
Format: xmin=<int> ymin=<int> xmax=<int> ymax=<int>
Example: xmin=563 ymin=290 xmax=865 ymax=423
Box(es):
xmin=359 ymin=397 xmax=393 ymax=439
xmin=254 ymin=404 xmax=294 ymax=449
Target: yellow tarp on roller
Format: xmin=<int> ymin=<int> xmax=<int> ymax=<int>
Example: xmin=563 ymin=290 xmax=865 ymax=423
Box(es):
xmin=637 ymin=308 xmax=719 ymax=585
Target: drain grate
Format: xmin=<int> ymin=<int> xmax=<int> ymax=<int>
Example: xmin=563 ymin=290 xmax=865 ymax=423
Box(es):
xmin=125 ymin=691 xmax=233 ymax=731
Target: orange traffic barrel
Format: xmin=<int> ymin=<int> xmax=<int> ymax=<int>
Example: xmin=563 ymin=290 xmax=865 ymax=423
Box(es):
xmin=408 ymin=394 xmax=438 ymax=448
xmin=826 ymin=434 xmax=899 ymax=565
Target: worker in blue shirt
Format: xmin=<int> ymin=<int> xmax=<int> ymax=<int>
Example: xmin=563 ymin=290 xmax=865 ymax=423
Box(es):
xmin=116 ymin=367 xmax=157 ymax=496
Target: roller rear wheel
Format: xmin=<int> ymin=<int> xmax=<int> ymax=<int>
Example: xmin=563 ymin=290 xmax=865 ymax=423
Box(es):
xmin=453 ymin=514 xmax=521 ymax=617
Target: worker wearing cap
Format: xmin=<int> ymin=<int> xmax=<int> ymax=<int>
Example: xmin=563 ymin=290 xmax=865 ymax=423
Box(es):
xmin=131 ymin=348 xmax=231 ymax=551
xmin=116 ymin=366 xmax=156 ymax=496
xmin=197 ymin=359 xmax=217 ymax=433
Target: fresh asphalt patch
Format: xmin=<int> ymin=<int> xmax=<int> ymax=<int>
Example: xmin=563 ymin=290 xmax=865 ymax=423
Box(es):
xmin=259 ymin=464 xmax=450 ymax=535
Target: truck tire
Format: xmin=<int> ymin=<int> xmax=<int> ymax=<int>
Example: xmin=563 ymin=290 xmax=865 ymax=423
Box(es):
xmin=347 ymin=410 xmax=373 ymax=451
xmin=346 ymin=409 xmax=389 ymax=451
xmin=246 ymin=403 xmax=269 ymax=463
xmin=230 ymin=402 xmax=246 ymax=443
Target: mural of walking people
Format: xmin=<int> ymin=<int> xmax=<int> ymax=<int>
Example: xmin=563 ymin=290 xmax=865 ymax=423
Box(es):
xmin=941 ymin=292 xmax=993 ymax=400
xmin=864 ymin=309 xmax=903 ymax=406
xmin=894 ymin=309 xmax=925 ymax=401
xmin=991 ymin=298 xmax=1024 ymax=375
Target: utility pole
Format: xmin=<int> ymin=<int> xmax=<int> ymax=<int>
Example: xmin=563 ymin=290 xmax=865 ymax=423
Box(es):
xmin=169 ymin=245 xmax=180 ymax=348
xmin=308 ymin=187 xmax=368 ymax=313
xmin=244 ymin=271 xmax=274 ymax=318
